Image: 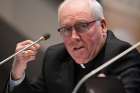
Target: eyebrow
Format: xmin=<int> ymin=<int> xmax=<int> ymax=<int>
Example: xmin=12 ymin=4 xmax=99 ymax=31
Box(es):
xmin=60 ymin=20 xmax=90 ymax=27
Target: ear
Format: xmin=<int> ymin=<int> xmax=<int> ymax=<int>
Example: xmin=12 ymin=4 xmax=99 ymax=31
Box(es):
xmin=100 ymin=19 xmax=107 ymax=33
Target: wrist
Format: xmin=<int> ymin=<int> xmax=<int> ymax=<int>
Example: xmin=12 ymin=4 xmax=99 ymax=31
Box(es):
xmin=11 ymin=70 xmax=25 ymax=80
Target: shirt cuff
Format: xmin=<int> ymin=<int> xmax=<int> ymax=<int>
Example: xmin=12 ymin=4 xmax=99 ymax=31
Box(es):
xmin=9 ymin=73 xmax=25 ymax=91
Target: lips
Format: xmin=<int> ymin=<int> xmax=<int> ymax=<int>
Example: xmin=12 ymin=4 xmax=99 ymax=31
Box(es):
xmin=73 ymin=46 xmax=84 ymax=51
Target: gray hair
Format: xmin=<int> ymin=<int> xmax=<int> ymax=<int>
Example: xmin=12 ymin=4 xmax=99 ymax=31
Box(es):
xmin=58 ymin=0 xmax=104 ymax=22
xmin=89 ymin=0 xmax=104 ymax=19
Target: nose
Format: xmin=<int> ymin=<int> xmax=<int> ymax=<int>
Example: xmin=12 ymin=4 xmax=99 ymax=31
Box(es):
xmin=71 ymin=29 xmax=80 ymax=39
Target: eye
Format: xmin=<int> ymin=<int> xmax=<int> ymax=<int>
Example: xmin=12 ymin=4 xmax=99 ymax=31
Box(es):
xmin=58 ymin=26 xmax=71 ymax=32
xmin=75 ymin=22 xmax=89 ymax=32
xmin=79 ymin=23 xmax=88 ymax=28
xmin=59 ymin=26 xmax=72 ymax=37
xmin=65 ymin=26 xmax=72 ymax=32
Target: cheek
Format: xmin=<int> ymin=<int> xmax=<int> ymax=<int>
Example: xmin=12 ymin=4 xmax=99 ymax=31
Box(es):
xmin=84 ymin=32 xmax=98 ymax=45
xmin=83 ymin=30 xmax=102 ymax=51
xmin=63 ymin=38 xmax=72 ymax=50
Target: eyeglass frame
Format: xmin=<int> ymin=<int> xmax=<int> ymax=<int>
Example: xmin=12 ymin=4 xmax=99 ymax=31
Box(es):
xmin=57 ymin=18 xmax=101 ymax=37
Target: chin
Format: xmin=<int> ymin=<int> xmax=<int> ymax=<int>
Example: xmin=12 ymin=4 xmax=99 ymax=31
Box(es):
xmin=70 ymin=52 xmax=89 ymax=64
xmin=74 ymin=58 xmax=89 ymax=64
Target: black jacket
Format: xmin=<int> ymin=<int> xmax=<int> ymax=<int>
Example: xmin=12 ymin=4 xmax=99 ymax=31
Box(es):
xmin=10 ymin=31 xmax=140 ymax=93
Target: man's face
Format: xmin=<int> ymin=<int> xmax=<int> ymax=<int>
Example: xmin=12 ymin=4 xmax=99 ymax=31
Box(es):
xmin=59 ymin=3 xmax=107 ymax=64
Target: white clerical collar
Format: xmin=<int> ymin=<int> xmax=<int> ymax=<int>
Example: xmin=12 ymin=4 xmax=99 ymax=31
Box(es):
xmin=80 ymin=64 xmax=86 ymax=69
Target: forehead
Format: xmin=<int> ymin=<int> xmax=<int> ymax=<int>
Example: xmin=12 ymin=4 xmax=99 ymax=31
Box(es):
xmin=59 ymin=1 xmax=95 ymax=26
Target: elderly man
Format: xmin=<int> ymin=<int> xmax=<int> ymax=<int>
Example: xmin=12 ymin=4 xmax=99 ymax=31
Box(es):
xmin=8 ymin=0 xmax=140 ymax=93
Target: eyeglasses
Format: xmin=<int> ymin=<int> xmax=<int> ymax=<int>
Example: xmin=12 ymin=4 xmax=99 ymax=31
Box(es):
xmin=57 ymin=19 xmax=101 ymax=37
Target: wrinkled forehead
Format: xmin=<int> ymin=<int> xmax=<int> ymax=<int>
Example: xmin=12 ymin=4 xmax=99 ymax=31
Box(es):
xmin=58 ymin=0 xmax=95 ymax=25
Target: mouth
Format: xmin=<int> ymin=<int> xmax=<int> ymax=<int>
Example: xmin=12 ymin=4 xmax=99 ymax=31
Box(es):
xmin=73 ymin=46 xmax=84 ymax=51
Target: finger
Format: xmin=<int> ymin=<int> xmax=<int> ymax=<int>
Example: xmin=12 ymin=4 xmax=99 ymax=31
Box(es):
xmin=22 ymin=50 xmax=37 ymax=57
xmin=34 ymin=43 xmax=40 ymax=50
xmin=22 ymin=53 xmax=36 ymax=62
xmin=17 ymin=40 xmax=33 ymax=46
xmin=21 ymin=50 xmax=37 ymax=62
xmin=28 ymin=44 xmax=40 ymax=51
xmin=16 ymin=40 xmax=33 ymax=51
xmin=16 ymin=42 xmax=40 ymax=52
xmin=17 ymin=44 xmax=40 ymax=53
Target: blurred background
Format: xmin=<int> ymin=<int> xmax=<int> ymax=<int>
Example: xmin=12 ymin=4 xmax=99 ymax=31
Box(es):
xmin=0 ymin=0 xmax=140 ymax=92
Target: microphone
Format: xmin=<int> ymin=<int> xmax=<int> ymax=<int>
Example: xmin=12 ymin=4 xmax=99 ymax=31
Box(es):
xmin=0 ymin=33 xmax=50 ymax=66
xmin=72 ymin=41 xmax=140 ymax=93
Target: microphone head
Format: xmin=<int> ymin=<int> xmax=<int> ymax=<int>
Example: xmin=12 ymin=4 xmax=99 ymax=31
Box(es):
xmin=43 ymin=33 xmax=50 ymax=40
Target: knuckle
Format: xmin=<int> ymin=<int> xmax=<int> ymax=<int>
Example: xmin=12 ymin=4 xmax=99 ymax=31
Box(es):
xmin=26 ymin=40 xmax=33 ymax=43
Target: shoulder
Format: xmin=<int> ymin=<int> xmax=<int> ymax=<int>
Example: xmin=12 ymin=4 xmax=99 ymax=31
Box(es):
xmin=104 ymin=30 xmax=140 ymax=74
xmin=104 ymin=31 xmax=132 ymax=60
xmin=105 ymin=30 xmax=140 ymax=62
xmin=106 ymin=30 xmax=131 ymax=51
